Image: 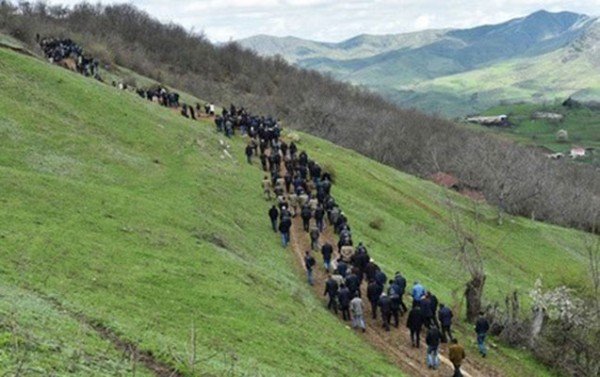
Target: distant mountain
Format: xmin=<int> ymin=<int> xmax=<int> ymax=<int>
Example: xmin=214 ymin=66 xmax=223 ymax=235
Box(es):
xmin=238 ymin=10 xmax=600 ymax=117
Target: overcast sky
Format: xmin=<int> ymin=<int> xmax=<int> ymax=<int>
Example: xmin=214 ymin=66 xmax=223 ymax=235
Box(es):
xmin=47 ymin=0 xmax=600 ymax=42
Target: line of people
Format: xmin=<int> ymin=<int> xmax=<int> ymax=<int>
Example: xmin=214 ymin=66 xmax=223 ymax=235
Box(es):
xmin=250 ymin=123 xmax=475 ymax=376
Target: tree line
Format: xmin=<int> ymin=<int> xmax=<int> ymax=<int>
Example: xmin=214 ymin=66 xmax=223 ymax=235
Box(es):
xmin=1 ymin=1 xmax=599 ymax=232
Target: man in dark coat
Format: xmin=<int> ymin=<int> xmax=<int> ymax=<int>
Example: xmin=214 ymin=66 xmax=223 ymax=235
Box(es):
xmin=394 ymin=272 xmax=408 ymax=314
xmin=336 ymin=259 xmax=348 ymax=278
xmin=304 ymin=251 xmax=316 ymax=286
xmin=323 ymin=274 xmax=339 ymax=314
xmin=420 ymin=294 xmax=434 ymax=329
xmin=426 ymin=324 xmax=441 ymax=370
xmin=367 ymin=280 xmax=383 ymax=319
xmin=475 ymin=312 xmax=490 ymax=357
xmin=338 ymin=283 xmax=351 ymax=321
xmin=407 ymin=305 xmax=424 ymax=347
xmin=301 ymin=205 xmax=312 ymax=232
xmin=388 ymin=280 xmax=401 ymax=327
xmin=375 ymin=269 xmax=387 ymax=287
xmin=438 ymin=303 xmax=454 ymax=342
xmin=314 ymin=205 xmax=325 ymax=232
xmin=278 ymin=217 xmax=291 ymax=247
xmin=268 ymin=205 xmax=278 ymax=232
xmin=378 ymin=292 xmax=392 ymax=331
xmin=344 ymin=270 xmax=360 ymax=298
xmin=321 ymin=242 xmax=333 ymax=272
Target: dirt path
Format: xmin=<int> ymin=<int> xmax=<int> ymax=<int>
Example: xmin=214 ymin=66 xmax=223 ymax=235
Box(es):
xmin=27 ymin=287 xmax=184 ymax=377
xmin=267 ymin=146 xmax=503 ymax=377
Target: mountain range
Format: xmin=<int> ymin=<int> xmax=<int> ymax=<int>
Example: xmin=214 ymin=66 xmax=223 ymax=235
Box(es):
xmin=237 ymin=10 xmax=600 ymax=117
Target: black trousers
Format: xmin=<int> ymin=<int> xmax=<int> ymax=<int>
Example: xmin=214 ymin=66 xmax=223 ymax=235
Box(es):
xmin=341 ymin=306 xmax=350 ymax=321
xmin=410 ymin=328 xmax=421 ymax=347
xmin=441 ymin=325 xmax=453 ymax=342
xmin=370 ymin=301 xmax=378 ymax=319
xmin=327 ymin=296 xmax=338 ymax=314
xmin=452 ymin=363 xmax=463 ymax=377
xmin=381 ymin=310 xmax=391 ymax=331
xmin=391 ymin=309 xmax=399 ymax=327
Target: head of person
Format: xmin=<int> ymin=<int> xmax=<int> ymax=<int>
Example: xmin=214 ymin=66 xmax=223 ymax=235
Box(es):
xmin=451 ymin=338 xmax=458 ymax=344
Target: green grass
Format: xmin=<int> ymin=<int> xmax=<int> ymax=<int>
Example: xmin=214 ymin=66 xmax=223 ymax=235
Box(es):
xmin=458 ymin=102 xmax=600 ymax=166
xmin=0 ymin=47 xmax=402 ymax=377
xmin=0 ymin=283 xmax=155 ymax=376
xmin=0 ymin=46 xmax=592 ymax=376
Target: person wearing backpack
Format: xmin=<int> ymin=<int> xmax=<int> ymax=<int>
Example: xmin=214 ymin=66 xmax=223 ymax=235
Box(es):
xmin=304 ymin=251 xmax=316 ymax=286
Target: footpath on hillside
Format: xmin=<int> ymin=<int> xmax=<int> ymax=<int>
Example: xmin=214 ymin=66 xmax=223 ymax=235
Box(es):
xmin=5 ymin=41 xmax=503 ymax=376
xmin=244 ymin=131 xmax=504 ymax=377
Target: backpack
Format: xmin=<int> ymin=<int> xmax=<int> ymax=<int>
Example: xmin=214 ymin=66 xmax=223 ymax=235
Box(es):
xmin=308 ymin=256 xmax=316 ymax=267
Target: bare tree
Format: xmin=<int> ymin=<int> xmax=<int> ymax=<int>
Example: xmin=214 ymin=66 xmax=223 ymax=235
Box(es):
xmin=446 ymin=199 xmax=486 ymax=322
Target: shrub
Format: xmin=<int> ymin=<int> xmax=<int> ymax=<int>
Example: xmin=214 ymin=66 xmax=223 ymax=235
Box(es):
xmin=556 ymin=129 xmax=568 ymax=142
xmin=368 ymin=217 xmax=384 ymax=230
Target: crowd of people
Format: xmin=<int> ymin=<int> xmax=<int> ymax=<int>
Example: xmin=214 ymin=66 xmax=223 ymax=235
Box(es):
xmin=233 ymin=110 xmax=491 ymax=376
xmin=35 ymin=34 xmax=489 ymax=374
xmin=38 ymin=36 xmax=100 ymax=79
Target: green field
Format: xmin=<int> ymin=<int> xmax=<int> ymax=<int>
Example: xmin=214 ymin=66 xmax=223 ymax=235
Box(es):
xmin=460 ymin=102 xmax=600 ymax=166
xmin=0 ymin=46 xmax=593 ymax=376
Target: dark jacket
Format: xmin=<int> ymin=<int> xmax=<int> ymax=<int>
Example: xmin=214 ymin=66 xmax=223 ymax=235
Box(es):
xmin=394 ymin=274 xmax=407 ymax=294
xmin=430 ymin=294 xmax=439 ymax=314
xmin=475 ymin=317 xmax=490 ymax=334
xmin=324 ymin=278 xmax=339 ymax=297
xmin=304 ymin=255 xmax=315 ymax=270
xmin=337 ymin=260 xmax=348 ymax=277
xmin=321 ymin=243 xmax=333 ymax=261
xmin=367 ymin=281 xmax=383 ymax=303
xmin=278 ymin=218 xmax=291 ymax=233
xmin=420 ymin=297 xmax=434 ymax=319
xmin=345 ymin=273 xmax=359 ymax=294
xmin=378 ymin=295 xmax=392 ymax=313
xmin=365 ymin=262 xmax=379 ymax=281
xmin=426 ymin=327 xmax=441 ymax=348
xmin=268 ymin=207 xmax=278 ymax=221
xmin=314 ymin=207 xmax=325 ymax=220
xmin=375 ymin=270 xmax=387 ymax=287
xmin=407 ymin=307 xmax=424 ymax=331
xmin=438 ymin=306 xmax=453 ymax=327
xmin=338 ymin=287 xmax=351 ymax=308
xmin=301 ymin=206 xmax=312 ymax=220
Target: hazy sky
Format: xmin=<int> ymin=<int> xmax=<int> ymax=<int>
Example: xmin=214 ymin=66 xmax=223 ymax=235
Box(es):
xmin=48 ymin=0 xmax=600 ymax=42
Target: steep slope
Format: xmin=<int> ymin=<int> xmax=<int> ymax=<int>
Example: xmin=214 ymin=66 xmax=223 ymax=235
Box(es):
xmin=0 ymin=47 xmax=403 ymax=376
xmin=0 ymin=45 xmax=594 ymax=377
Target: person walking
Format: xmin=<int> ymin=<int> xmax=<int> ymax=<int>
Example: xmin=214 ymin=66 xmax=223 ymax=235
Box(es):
xmin=350 ymin=294 xmax=366 ymax=332
xmin=378 ymin=292 xmax=392 ymax=331
xmin=321 ymin=242 xmax=333 ymax=272
xmin=309 ymin=226 xmax=320 ymax=251
xmin=323 ymin=274 xmax=339 ymax=314
xmin=438 ymin=303 xmax=454 ymax=342
xmin=407 ymin=304 xmax=424 ymax=348
xmin=425 ymin=324 xmax=441 ymax=370
xmin=301 ymin=205 xmax=312 ymax=232
xmin=475 ymin=311 xmax=490 ymax=357
xmin=245 ymin=143 xmax=253 ymax=164
xmin=411 ymin=281 xmax=425 ymax=306
xmin=268 ymin=205 xmax=278 ymax=232
xmin=338 ymin=283 xmax=351 ymax=321
xmin=367 ymin=280 xmax=383 ymax=319
xmin=262 ymin=176 xmax=272 ymax=200
xmin=449 ymin=338 xmax=466 ymax=377
xmin=304 ymin=251 xmax=316 ymax=286
xmin=278 ymin=216 xmax=291 ymax=247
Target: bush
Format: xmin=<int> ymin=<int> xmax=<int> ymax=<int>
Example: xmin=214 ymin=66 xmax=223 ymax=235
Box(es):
xmin=556 ymin=129 xmax=568 ymax=142
xmin=321 ymin=162 xmax=336 ymax=183
xmin=368 ymin=217 xmax=384 ymax=230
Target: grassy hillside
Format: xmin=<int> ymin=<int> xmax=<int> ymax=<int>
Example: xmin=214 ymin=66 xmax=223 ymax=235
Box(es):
xmin=458 ymin=102 xmax=600 ymax=166
xmin=0 ymin=47 xmax=402 ymax=376
xmin=0 ymin=46 xmax=593 ymax=376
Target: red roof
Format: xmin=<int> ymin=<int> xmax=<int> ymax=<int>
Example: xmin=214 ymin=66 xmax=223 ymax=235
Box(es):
xmin=430 ymin=172 xmax=460 ymax=188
